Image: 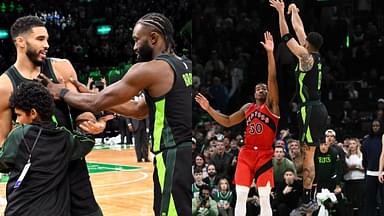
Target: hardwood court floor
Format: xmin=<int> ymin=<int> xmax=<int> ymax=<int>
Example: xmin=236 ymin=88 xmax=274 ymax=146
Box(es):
xmin=0 ymin=146 xmax=155 ymax=216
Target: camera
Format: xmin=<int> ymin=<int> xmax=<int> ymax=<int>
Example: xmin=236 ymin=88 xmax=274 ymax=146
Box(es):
xmin=200 ymin=194 xmax=208 ymax=207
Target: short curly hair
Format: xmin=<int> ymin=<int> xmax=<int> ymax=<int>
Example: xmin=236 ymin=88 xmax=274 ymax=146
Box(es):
xmin=9 ymin=81 xmax=54 ymax=121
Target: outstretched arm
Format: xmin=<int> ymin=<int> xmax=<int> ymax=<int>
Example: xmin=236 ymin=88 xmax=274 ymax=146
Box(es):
xmin=44 ymin=61 xmax=162 ymax=118
xmin=260 ymin=31 xmax=279 ymax=116
xmin=288 ymin=4 xmax=306 ymax=46
xmin=270 ymin=0 xmax=307 ymax=58
xmin=195 ymin=93 xmax=248 ymax=127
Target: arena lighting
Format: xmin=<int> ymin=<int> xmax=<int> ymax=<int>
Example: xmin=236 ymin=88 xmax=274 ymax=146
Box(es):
xmin=0 ymin=29 xmax=9 ymax=39
xmin=96 ymin=25 xmax=112 ymax=35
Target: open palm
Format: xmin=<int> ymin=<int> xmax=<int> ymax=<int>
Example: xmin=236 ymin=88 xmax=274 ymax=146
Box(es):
xmin=260 ymin=31 xmax=274 ymax=52
xmin=195 ymin=93 xmax=210 ymax=111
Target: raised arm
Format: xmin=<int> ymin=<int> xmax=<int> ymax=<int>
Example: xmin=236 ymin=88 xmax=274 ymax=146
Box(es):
xmin=270 ymin=0 xmax=307 ymax=58
xmin=195 ymin=93 xmax=248 ymax=127
xmin=260 ymin=31 xmax=279 ymax=116
xmin=288 ymin=4 xmax=306 ymax=46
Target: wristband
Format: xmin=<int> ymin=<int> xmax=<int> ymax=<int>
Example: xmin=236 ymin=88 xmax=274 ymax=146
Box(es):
xmin=59 ymin=88 xmax=69 ymax=99
xmin=282 ymin=33 xmax=293 ymax=43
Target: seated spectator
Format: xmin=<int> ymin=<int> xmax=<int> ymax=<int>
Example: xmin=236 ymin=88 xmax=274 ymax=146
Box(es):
xmin=272 ymin=169 xmax=302 ymax=216
xmin=273 ymin=145 xmax=296 ymax=188
xmin=214 ymin=178 xmax=234 ymax=216
xmin=246 ymin=180 xmax=260 ymax=216
xmin=192 ymin=184 xmax=219 ymax=216
xmin=193 ymin=153 xmax=209 ymax=179
xmin=203 ymin=163 xmax=219 ymax=195
xmin=193 ymin=167 xmax=208 ymax=198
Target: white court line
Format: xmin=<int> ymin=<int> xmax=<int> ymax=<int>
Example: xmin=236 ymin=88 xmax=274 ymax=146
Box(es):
xmin=97 ymin=189 xmax=152 ymax=198
xmin=93 ymin=171 xmax=149 ymax=188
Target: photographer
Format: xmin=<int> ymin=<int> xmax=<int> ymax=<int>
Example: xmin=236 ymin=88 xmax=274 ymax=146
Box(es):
xmin=192 ymin=184 xmax=219 ymax=216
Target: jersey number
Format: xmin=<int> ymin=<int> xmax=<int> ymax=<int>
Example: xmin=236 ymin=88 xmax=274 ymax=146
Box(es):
xmin=249 ymin=123 xmax=263 ymax=135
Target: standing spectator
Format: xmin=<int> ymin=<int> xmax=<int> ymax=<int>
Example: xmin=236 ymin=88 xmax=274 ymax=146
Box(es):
xmin=344 ymin=138 xmax=365 ymax=216
xmin=362 ymin=119 xmax=384 ymax=216
xmin=287 ymin=139 xmax=303 ymax=180
xmin=210 ymin=138 xmax=234 ymax=181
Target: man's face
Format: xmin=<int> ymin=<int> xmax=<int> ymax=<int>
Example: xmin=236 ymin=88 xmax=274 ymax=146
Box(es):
xmin=372 ymin=121 xmax=381 ymax=133
xmin=193 ymin=172 xmax=203 ymax=182
xmin=254 ymin=84 xmax=267 ymax=101
xmin=22 ymin=27 xmax=49 ymax=66
xmin=207 ymin=165 xmax=216 ymax=177
xmin=274 ymin=147 xmax=285 ymax=160
xmin=132 ymin=24 xmax=154 ymax=62
xmin=216 ymin=141 xmax=225 ymax=154
xmin=319 ymin=142 xmax=330 ymax=153
xmin=201 ymin=189 xmax=210 ymax=199
xmin=284 ymin=171 xmax=295 ymax=185
xmin=15 ymin=108 xmax=34 ymax=125
xmin=325 ymin=133 xmax=336 ymax=145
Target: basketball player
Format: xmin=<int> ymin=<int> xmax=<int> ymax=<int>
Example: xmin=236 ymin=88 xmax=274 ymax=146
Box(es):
xmin=0 ymin=16 xmax=106 ymax=216
xmin=43 ymin=13 xmax=192 ymax=216
xmin=270 ymin=1 xmax=328 ymax=215
xmin=195 ymin=31 xmax=279 ymax=216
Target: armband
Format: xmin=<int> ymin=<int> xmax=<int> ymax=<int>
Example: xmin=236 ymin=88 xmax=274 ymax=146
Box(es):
xmin=59 ymin=88 xmax=70 ymax=99
xmin=282 ymin=33 xmax=293 ymax=43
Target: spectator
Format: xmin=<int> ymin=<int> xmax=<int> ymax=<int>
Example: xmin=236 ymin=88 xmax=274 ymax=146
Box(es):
xmin=203 ymin=163 xmax=219 ymax=195
xmin=273 ymin=169 xmax=302 ymax=216
xmin=344 ymin=138 xmax=365 ymax=216
xmin=214 ymin=178 xmax=234 ymax=216
xmin=272 ymin=145 xmax=296 ymax=188
xmin=193 ymin=167 xmax=208 ymax=198
xmin=362 ymin=119 xmax=384 ymax=216
xmin=193 ymin=154 xmax=209 ymax=179
xmin=192 ymin=184 xmax=219 ymax=216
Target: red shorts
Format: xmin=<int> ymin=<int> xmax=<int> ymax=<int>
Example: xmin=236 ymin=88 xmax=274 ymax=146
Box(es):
xmin=234 ymin=146 xmax=274 ymax=188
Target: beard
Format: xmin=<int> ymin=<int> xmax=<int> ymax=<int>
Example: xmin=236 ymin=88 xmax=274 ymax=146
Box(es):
xmin=208 ymin=172 xmax=216 ymax=177
xmin=26 ymin=44 xmax=43 ymax=66
xmin=136 ymin=40 xmax=154 ymax=62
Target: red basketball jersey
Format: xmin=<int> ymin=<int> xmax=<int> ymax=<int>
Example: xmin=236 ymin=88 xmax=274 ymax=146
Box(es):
xmin=244 ymin=103 xmax=279 ymax=149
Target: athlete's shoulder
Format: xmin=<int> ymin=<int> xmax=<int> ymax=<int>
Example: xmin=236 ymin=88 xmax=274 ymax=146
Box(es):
xmin=0 ymin=73 xmax=13 ymax=95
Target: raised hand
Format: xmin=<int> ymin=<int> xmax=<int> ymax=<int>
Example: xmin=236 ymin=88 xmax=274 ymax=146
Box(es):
xmin=195 ymin=93 xmax=210 ymax=111
xmin=287 ymin=3 xmax=299 ymax=14
xmin=269 ymin=0 xmax=285 ymax=13
xmin=260 ymin=31 xmax=274 ymax=52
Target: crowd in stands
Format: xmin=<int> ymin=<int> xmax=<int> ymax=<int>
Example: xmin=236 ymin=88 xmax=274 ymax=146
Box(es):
xmin=193 ymin=0 xmax=384 ymax=215
xmin=0 ymin=0 xmax=191 ymax=84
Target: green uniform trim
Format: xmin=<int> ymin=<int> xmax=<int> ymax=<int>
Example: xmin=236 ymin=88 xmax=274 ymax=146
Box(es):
xmin=300 ymin=106 xmax=313 ymax=144
xmin=156 ymin=151 xmax=177 ymax=216
xmin=153 ymin=99 xmax=166 ymax=153
xmin=298 ymin=72 xmax=307 ymax=103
